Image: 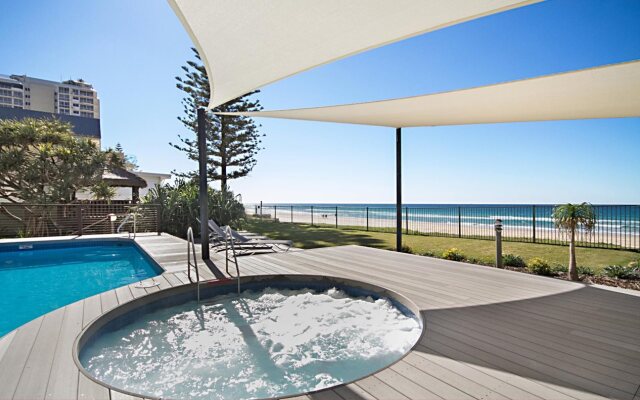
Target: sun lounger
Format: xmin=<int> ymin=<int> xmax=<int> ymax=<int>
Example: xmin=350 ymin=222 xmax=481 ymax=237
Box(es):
xmin=208 ymin=219 xmax=292 ymax=253
xmin=224 ymin=226 xmax=292 ymax=251
xmin=198 ymin=219 xmax=290 ymax=254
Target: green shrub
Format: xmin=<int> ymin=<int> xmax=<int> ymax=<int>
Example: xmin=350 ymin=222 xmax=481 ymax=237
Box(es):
xmin=143 ymin=179 xmax=245 ymax=238
xmin=551 ymin=264 xmax=594 ymax=277
xmin=210 ymin=190 xmax=247 ymax=228
xmin=527 ymin=257 xmax=553 ymax=276
xmin=503 ymin=254 xmax=527 ymax=268
xmin=422 ymin=250 xmax=436 ymax=257
xmin=577 ymin=266 xmax=596 ymax=276
xmin=603 ymin=265 xmax=639 ymax=279
xmin=603 ymin=265 xmax=627 ymax=279
xmin=442 ymin=248 xmax=465 ymax=262
xmin=400 ymin=245 xmax=413 ymax=254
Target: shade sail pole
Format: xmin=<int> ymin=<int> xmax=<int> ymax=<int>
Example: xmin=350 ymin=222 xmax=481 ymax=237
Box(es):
xmin=396 ymin=127 xmax=402 ymax=252
xmin=197 ymin=108 xmax=210 ymax=260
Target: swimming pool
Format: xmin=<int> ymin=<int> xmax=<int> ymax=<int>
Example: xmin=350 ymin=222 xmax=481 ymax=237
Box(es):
xmin=0 ymin=239 xmax=162 ymax=336
xmin=77 ymin=275 xmax=424 ymax=400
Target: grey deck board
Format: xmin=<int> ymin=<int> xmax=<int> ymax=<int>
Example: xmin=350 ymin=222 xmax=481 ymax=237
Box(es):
xmin=333 ymin=384 xmax=379 ymax=400
xmin=426 ymin=308 xmax=639 ymax=386
xmin=82 ymin=294 xmax=102 ymax=328
xmin=355 ymin=376 xmax=410 ymax=400
xmin=401 ymin=352 xmax=511 ymax=400
xmin=0 ymin=317 xmax=43 ymax=399
xmin=425 ymin=318 xmax=629 ymax=399
xmin=78 ymin=294 xmax=109 ymax=400
xmin=1 ymin=235 xmax=639 ymax=400
xmin=388 ymin=359 xmax=475 ymax=400
xmin=129 ymin=285 xmax=148 ymax=298
xmin=46 ymin=301 xmax=84 ymax=400
xmin=0 ymin=331 xmax=16 ymax=363
xmin=420 ymin=341 xmax=580 ymax=400
xmin=13 ymin=307 xmax=65 ymax=400
xmin=77 ymin=373 xmax=109 ymax=400
xmin=375 ymin=367 xmax=443 ymax=399
xmin=173 ymin=271 xmax=190 ymax=284
xmin=164 ymin=272 xmax=183 ymax=287
xmin=114 ymin=285 xmax=134 ymax=304
xmin=100 ymin=290 xmax=119 ymax=313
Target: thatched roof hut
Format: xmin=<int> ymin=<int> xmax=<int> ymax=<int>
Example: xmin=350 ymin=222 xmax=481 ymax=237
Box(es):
xmin=102 ymin=167 xmax=147 ymax=202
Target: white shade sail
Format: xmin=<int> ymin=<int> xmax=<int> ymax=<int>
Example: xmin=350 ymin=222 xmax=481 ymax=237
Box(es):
xmin=218 ymin=60 xmax=640 ymax=127
xmin=168 ymin=0 xmax=540 ymax=108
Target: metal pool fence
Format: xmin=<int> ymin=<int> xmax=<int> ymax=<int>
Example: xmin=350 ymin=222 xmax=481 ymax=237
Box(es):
xmin=0 ymin=203 xmax=161 ymax=238
xmin=246 ymin=204 xmax=640 ymax=251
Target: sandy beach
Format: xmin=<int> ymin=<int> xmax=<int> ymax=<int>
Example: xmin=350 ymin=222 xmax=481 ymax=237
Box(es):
xmin=250 ymin=208 xmax=639 ymax=249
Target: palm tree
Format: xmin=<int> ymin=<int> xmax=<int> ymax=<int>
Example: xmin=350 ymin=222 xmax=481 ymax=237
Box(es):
xmin=552 ymin=203 xmax=596 ymax=281
xmin=90 ymin=181 xmax=116 ymax=204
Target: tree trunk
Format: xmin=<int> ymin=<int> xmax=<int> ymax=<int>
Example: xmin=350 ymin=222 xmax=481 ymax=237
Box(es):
xmin=569 ymin=228 xmax=578 ymax=281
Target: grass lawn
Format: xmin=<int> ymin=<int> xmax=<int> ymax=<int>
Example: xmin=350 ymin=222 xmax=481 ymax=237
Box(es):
xmin=245 ymin=219 xmax=639 ymax=272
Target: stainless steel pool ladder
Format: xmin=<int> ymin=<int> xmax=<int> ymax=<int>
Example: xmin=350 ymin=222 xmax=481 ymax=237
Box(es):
xmin=224 ymin=226 xmax=241 ymax=295
xmin=186 ymin=226 xmax=201 ymax=302
xmin=117 ymin=212 xmax=137 ymax=239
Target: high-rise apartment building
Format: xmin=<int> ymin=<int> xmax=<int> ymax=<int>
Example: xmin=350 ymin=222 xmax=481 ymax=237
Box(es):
xmin=0 ymin=74 xmax=100 ymax=119
xmin=0 ymin=74 xmax=101 ymax=143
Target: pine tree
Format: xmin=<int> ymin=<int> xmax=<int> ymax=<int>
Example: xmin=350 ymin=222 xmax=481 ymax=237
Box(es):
xmin=111 ymin=142 xmax=139 ymax=171
xmin=171 ymin=48 xmax=264 ymax=190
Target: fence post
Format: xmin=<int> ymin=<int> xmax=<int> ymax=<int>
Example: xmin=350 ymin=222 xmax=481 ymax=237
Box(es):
xmin=311 ymin=205 xmax=314 ymax=226
xmin=495 ymin=219 xmax=503 ymax=268
xmin=260 ymin=201 xmax=263 ymax=218
xmin=405 ymin=207 xmax=409 ymax=234
xmin=291 ymin=205 xmax=293 ymax=223
xmin=156 ymin=205 xmax=161 ymax=235
xmin=77 ymin=205 xmax=83 ymax=236
xmin=335 ymin=206 xmax=338 ymax=229
xmin=532 ymin=205 xmax=536 ymax=243
xmin=458 ymin=206 xmax=462 ymax=238
xmin=274 ymin=205 xmax=277 ymax=221
xmin=366 ymin=207 xmax=369 ymax=231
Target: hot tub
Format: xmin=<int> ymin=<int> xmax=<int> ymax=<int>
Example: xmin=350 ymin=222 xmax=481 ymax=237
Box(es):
xmin=75 ymin=274 xmax=424 ymax=400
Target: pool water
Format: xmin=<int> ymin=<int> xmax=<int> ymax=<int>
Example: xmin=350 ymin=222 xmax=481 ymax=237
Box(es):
xmin=80 ymin=286 xmax=422 ymax=400
xmin=0 ymin=240 xmax=162 ymax=336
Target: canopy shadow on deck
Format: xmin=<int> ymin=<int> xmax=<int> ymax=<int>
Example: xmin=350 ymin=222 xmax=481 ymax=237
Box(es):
xmin=417 ymin=285 xmax=640 ymax=400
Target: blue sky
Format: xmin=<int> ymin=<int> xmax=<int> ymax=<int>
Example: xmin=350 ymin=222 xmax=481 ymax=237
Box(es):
xmin=1 ymin=0 xmax=639 ymax=204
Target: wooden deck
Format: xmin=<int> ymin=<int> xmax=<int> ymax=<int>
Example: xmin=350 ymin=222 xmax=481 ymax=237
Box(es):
xmin=0 ymin=233 xmax=639 ymax=400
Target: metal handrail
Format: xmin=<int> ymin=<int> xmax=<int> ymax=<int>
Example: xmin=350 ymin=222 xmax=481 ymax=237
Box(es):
xmin=224 ymin=226 xmax=241 ymax=295
xmin=116 ymin=214 xmax=131 ymax=233
xmin=186 ymin=227 xmax=201 ymax=301
xmin=116 ymin=211 xmax=137 ymax=239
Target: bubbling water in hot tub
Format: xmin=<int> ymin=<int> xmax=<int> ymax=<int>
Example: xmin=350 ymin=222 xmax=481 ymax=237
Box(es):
xmin=80 ymin=285 xmax=422 ymax=400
